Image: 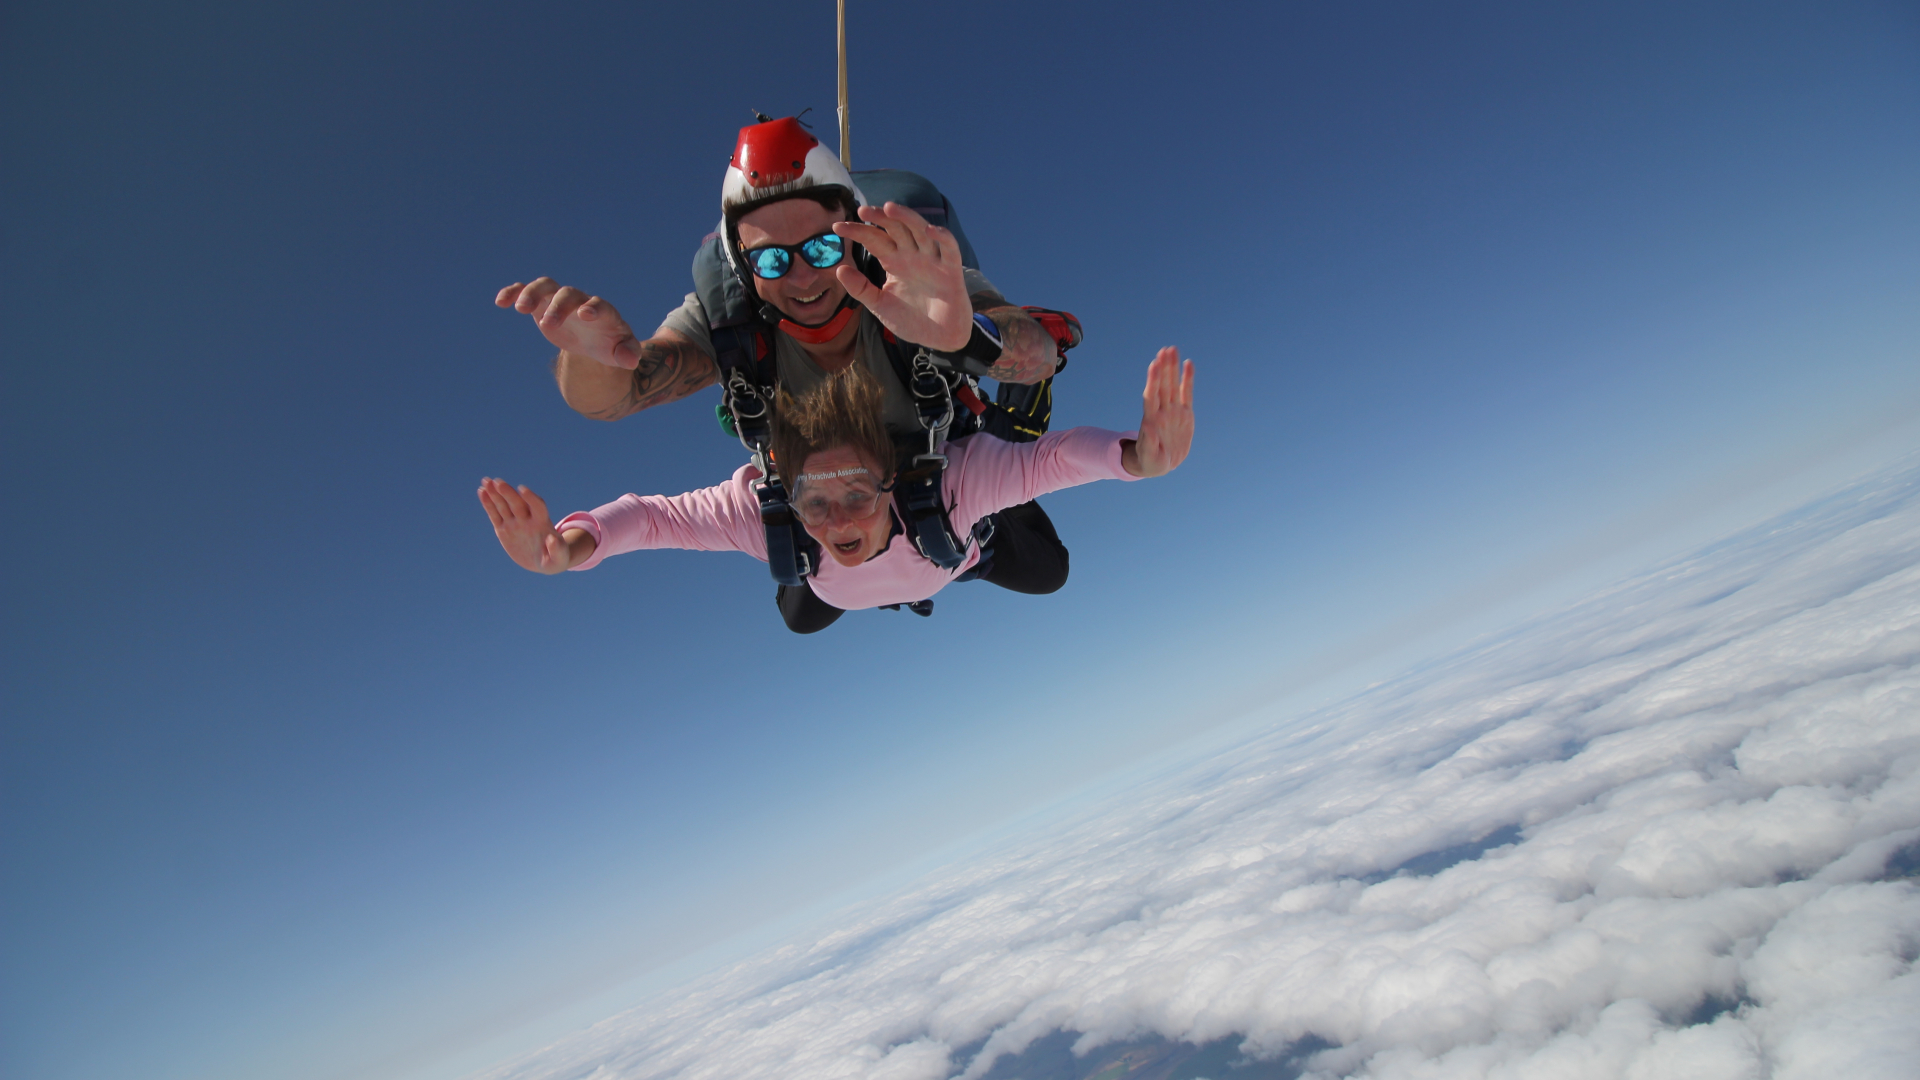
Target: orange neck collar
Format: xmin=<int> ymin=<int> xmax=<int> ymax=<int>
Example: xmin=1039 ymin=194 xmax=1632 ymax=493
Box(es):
xmin=778 ymin=305 xmax=857 ymax=345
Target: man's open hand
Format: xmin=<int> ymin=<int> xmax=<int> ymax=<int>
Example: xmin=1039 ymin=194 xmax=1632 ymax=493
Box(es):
xmin=832 ymin=203 xmax=972 ymax=352
xmin=496 ymin=279 xmax=642 ymax=370
xmin=1121 ymin=347 xmax=1196 ymax=479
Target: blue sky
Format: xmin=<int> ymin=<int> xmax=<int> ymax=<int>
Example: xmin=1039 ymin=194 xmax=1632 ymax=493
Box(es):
xmin=2 ymin=3 xmax=1916 ymax=1080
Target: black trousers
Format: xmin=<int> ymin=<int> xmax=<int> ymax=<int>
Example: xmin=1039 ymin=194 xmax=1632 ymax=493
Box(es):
xmin=776 ymin=578 xmax=848 ymax=634
xmin=974 ymin=498 xmax=1071 ymax=594
xmin=774 ymin=500 xmax=1070 ymax=633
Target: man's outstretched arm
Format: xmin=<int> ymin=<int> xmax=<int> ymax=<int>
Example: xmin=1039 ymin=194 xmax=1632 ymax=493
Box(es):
xmin=552 ymin=329 xmax=717 ymax=421
xmin=499 ymin=279 xmax=719 ymax=421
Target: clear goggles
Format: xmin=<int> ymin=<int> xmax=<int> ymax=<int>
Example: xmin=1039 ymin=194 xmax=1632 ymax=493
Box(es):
xmin=789 ymin=466 xmax=892 ymax=527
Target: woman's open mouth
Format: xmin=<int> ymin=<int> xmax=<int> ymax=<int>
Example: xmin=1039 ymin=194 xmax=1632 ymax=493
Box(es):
xmin=833 ymin=537 xmax=862 ymax=554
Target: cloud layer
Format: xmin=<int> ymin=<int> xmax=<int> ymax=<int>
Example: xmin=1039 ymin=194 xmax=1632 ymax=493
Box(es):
xmin=483 ymin=459 xmax=1920 ymax=1080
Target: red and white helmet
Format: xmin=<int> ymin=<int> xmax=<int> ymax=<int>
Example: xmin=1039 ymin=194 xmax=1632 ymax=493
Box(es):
xmin=722 ymin=116 xmax=866 ymax=219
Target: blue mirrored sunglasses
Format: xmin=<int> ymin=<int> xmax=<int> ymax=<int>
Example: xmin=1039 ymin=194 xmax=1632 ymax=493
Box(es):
xmin=743 ymin=233 xmax=845 ymax=280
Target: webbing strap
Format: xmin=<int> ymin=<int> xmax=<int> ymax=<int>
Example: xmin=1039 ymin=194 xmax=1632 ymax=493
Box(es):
xmin=895 ymin=459 xmax=967 ymax=570
xmin=713 ymin=322 xmax=820 ymax=584
xmin=756 ymin=481 xmax=814 ymax=586
xmin=893 ymin=346 xmax=970 ymax=570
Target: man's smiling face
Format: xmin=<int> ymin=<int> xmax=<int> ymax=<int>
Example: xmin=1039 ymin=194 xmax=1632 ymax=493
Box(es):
xmin=735 ymin=197 xmax=851 ymax=326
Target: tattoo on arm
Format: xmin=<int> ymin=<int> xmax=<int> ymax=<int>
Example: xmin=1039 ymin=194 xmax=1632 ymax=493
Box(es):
xmin=979 ymin=307 xmax=1061 ymax=386
xmin=556 ymin=337 xmax=719 ymax=421
xmin=624 ymin=338 xmax=720 ymax=414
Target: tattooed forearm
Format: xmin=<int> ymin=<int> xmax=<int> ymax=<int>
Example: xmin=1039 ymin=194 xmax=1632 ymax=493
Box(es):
xmin=624 ymin=338 xmax=720 ymax=413
xmin=553 ymin=335 xmax=719 ymax=421
xmin=980 ymin=306 xmax=1061 ymax=386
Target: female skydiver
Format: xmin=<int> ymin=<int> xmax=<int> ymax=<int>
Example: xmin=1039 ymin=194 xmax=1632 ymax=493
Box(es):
xmin=477 ymin=348 xmax=1195 ymax=624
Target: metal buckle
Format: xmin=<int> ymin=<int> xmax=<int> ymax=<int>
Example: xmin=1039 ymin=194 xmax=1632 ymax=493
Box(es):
xmin=723 ymin=373 xmax=774 ymax=457
xmin=907 ymin=351 xmax=955 ymax=460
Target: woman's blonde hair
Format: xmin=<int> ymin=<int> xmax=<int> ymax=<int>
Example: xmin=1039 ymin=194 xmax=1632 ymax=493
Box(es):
xmin=768 ymin=362 xmax=896 ymax=486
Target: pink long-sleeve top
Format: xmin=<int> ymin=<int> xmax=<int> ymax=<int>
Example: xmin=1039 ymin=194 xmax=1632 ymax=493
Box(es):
xmin=556 ymin=427 xmax=1139 ymax=611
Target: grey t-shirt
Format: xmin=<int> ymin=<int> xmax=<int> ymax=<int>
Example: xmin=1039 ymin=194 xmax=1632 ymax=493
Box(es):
xmin=656 ymin=267 xmax=1001 ymax=438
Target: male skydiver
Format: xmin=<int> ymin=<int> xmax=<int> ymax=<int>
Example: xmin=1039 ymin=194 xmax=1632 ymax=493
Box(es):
xmin=496 ymin=117 xmax=1070 ymax=632
xmin=498 ymin=118 xmax=1058 ymax=423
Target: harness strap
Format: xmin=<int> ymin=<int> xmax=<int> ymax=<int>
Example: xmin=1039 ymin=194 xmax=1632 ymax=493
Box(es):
xmin=712 ymin=324 xmax=772 ymax=446
xmin=891 ymin=345 xmax=971 ymax=570
xmin=755 ymin=480 xmax=815 ymax=586
xmin=712 ymin=322 xmax=820 ymax=586
xmin=894 ymin=456 xmax=966 ymax=571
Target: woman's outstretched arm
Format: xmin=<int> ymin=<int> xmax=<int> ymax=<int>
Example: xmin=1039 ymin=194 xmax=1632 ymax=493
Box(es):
xmin=480 ymin=467 xmax=771 ymax=575
xmin=944 ymin=347 xmax=1197 ymax=532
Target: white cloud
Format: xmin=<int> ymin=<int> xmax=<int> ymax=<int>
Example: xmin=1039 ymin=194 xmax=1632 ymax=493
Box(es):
xmin=477 ymin=460 xmax=1920 ymax=1080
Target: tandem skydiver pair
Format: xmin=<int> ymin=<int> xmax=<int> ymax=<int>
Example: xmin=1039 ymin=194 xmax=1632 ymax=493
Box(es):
xmin=482 ymin=116 xmax=1194 ymax=630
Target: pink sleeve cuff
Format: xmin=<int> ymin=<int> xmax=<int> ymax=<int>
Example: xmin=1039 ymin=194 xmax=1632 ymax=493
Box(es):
xmin=1111 ymin=430 xmax=1142 ymax=480
xmin=555 ymin=511 xmax=607 ymax=571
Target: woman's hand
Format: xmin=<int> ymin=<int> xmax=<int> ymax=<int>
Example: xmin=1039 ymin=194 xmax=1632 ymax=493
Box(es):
xmin=477 ymin=477 xmax=596 ymax=574
xmin=1121 ymin=347 xmax=1195 ymax=478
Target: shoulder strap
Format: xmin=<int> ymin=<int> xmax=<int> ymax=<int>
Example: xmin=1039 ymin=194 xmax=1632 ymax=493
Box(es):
xmin=721 ymin=353 xmax=819 ymax=587
xmin=893 ymin=461 xmax=968 ymax=571
xmin=755 ymin=479 xmax=818 ymax=587
xmin=885 ymin=337 xmax=973 ymax=571
xmin=879 ymin=328 xmax=983 ymax=440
